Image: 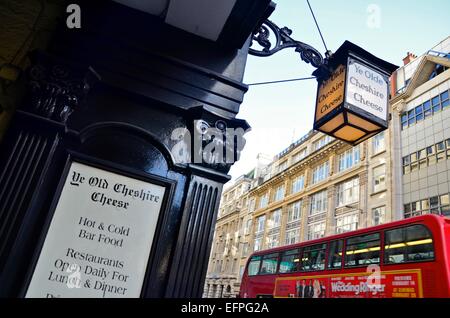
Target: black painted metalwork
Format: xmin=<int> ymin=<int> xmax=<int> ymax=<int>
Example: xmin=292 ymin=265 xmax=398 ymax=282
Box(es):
xmin=249 ymin=19 xmax=328 ymax=69
xmin=0 ymin=0 xmax=259 ymax=298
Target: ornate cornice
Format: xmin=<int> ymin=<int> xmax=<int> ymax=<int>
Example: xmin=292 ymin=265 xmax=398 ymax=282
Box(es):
xmin=23 ymin=51 xmax=100 ymax=123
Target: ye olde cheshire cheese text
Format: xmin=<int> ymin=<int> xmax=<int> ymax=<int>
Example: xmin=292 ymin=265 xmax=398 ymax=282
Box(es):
xmin=70 ymin=170 xmax=161 ymax=211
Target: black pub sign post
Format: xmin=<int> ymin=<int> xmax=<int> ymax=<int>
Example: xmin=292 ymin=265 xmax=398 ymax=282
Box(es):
xmin=0 ymin=0 xmax=274 ymax=298
xmin=313 ymin=41 xmax=398 ymax=145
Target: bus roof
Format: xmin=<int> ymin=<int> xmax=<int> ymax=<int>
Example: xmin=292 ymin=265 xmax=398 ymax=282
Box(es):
xmin=249 ymin=214 xmax=449 ymax=257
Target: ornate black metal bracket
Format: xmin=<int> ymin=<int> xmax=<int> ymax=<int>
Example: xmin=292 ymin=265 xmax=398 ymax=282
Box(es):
xmin=249 ymin=19 xmax=331 ymax=73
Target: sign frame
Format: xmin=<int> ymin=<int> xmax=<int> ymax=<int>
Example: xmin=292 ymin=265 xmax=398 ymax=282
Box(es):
xmin=20 ymin=151 xmax=176 ymax=298
xmin=343 ymin=52 xmax=390 ymax=128
xmin=313 ymin=52 xmax=390 ymax=144
xmin=313 ymin=40 xmax=398 ymax=146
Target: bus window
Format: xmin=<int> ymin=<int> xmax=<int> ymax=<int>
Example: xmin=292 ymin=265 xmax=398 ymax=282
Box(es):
xmin=301 ymin=243 xmax=326 ymax=271
xmin=260 ymin=253 xmax=279 ymax=275
xmin=345 ymin=233 xmax=380 ymax=267
xmin=248 ymin=256 xmax=261 ymax=276
xmin=278 ymin=249 xmax=301 ymax=273
xmin=384 ymin=225 xmax=434 ymax=264
xmin=328 ymin=240 xmax=343 ymax=269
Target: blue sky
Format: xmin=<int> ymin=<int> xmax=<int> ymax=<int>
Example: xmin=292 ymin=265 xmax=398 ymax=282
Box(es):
xmin=229 ymin=0 xmax=450 ymax=180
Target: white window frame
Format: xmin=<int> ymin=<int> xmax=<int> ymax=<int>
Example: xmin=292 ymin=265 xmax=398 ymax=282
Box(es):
xmin=335 ymin=213 xmax=359 ymax=234
xmin=253 ymin=237 xmax=262 ymax=251
xmin=259 ymin=193 xmax=269 ymax=209
xmin=338 ymin=147 xmax=360 ymax=172
xmin=372 ymin=206 xmax=386 ymax=225
xmin=267 ymin=233 xmax=279 ymax=249
xmin=292 ymin=175 xmax=305 ymax=194
xmin=287 ymin=200 xmax=302 ymax=223
xmin=336 ymin=177 xmax=360 ymax=207
xmin=312 ymin=161 xmax=330 ymax=184
xmin=249 ymin=198 xmax=256 ymax=212
xmin=285 ymin=228 xmax=300 ymax=245
xmin=310 ymin=190 xmax=328 ymax=215
xmin=293 ymin=148 xmax=307 ymax=163
xmin=269 ymin=209 xmax=282 ymax=229
xmin=307 ymin=221 xmax=326 ymax=240
xmin=372 ymin=131 xmax=386 ymax=154
xmin=255 ymin=215 xmax=266 ymax=234
xmin=274 ymin=184 xmax=285 ymax=201
xmin=373 ymin=164 xmax=386 ymax=193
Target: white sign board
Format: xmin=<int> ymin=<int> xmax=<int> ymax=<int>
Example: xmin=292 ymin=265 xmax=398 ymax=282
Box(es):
xmin=26 ymin=161 xmax=166 ymax=298
xmin=345 ymin=58 xmax=388 ymax=121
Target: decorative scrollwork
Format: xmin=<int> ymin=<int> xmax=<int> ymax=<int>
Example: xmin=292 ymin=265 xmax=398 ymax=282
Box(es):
xmin=249 ymin=19 xmax=326 ymax=69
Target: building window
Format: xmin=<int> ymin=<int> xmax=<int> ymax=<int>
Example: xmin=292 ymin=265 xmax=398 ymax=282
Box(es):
xmin=401 ymin=113 xmax=408 ymax=129
xmin=253 ymin=238 xmax=262 ymax=252
xmin=338 ymin=147 xmax=361 ymax=172
xmin=291 ymin=175 xmax=305 ymax=194
xmin=268 ymin=209 xmax=281 ymax=229
xmin=407 ymin=108 xmax=415 ymax=126
xmin=402 ymin=155 xmax=411 ymax=174
xmin=287 ymin=200 xmax=302 ymax=223
xmin=259 ymin=193 xmax=269 ymax=209
xmin=404 ymin=194 xmax=450 ymax=218
xmin=372 ymin=206 xmax=385 ymax=225
xmin=274 ymin=184 xmax=285 ymax=201
xmin=402 ymin=139 xmax=450 ymax=175
xmin=255 ymin=215 xmax=266 ymax=234
xmin=278 ymin=160 xmax=287 ymax=172
xmin=372 ymin=132 xmax=385 ymax=154
xmin=373 ymin=164 xmax=386 ymax=193
xmin=312 ymin=161 xmax=330 ymax=184
xmin=293 ymin=148 xmax=307 ymax=163
xmin=285 ymin=228 xmax=300 ymax=245
xmin=239 ymin=265 xmax=245 ymax=279
xmin=400 ymin=89 xmax=450 ymax=130
xmin=244 ymin=219 xmax=252 ymax=235
xmin=307 ymin=221 xmax=326 ymax=240
xmin=336 ymin=177 xmax=360 ymax=207
xmin=241 ymin=242 xmax=248 ymax=257
xmin=335 ymin=213 xmax=359 ymax=234
xmin=249 ymin=198 xmax=256 ymax=212
xmin=312 ymin=135 xmax=332 ymax=152
xmin=442 ymin=90 xmax=450 ymax=108
xmin=267 ymin=233 xmax=279 ymax=249
xmin=310 ymin=190 xmax=328 ymax=215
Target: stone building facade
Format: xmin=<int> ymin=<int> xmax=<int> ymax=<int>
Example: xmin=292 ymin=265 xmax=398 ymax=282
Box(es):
xmin=247 ymin=130 xmax=393 ymax=254
xmin=204 ymin=127 xmax=394 ymax=297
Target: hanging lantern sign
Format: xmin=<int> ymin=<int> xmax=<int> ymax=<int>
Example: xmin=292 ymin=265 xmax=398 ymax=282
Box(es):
xmin=313 ymin=41 xmax=398 ymax=145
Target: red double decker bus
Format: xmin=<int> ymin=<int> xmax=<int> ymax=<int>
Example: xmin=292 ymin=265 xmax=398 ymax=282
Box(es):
xmin=240 ymin=215 xmax=450 ymax=298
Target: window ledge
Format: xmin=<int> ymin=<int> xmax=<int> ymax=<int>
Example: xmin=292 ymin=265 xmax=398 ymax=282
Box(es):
xmin=371 ymin=149 xmax=387 ymax=158
xmin=371 ymin=189 xmax=387 ymax=196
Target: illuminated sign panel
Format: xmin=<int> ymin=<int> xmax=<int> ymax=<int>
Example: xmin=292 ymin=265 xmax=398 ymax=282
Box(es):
xmin=315 ymin=64 xmax=346 ymax=121
xmin=346 ymin=57 xmax=388 ymax=121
